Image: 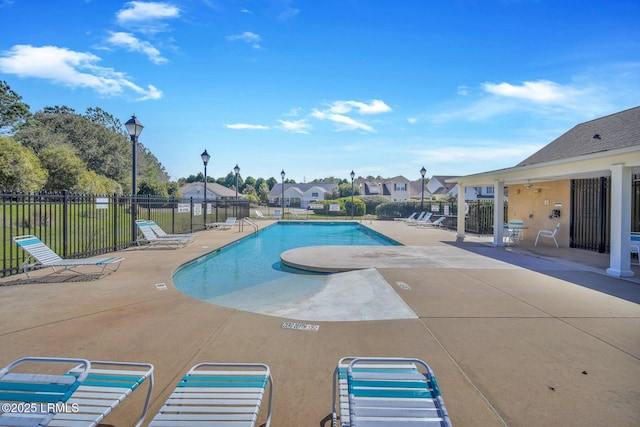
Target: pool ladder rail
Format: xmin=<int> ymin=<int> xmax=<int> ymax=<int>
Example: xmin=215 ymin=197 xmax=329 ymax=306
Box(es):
xmin=240 ymin=217 xmax=259 ymax=234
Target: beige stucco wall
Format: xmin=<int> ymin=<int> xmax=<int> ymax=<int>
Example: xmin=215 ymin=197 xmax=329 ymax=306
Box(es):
xmin=507 ymin=180 xmax=571 ymax=246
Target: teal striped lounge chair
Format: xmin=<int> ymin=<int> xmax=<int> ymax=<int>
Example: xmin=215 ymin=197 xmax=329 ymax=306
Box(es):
xmin=135 ymin=220 xmax=192 ymax=249
xmin=148 ymin=362 xmax=273 ymax=427
xmin=13 ymin=235 xmax=124 ymax=280
xmin=0 ymin=356 xmax=154 ymax=427
xmin=332 ymin=357 xmax=451 ymax=427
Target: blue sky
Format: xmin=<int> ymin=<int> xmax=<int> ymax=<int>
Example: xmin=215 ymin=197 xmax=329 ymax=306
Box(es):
xmin=1 ymin=0 xmax=639 ymax=184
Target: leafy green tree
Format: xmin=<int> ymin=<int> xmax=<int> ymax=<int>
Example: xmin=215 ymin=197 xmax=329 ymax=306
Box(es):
xmin=266 ymin=177 xmax=277 ymax=190
xmin=0 ymin=81 xmax=31 ymax=134
xmin=257 ymin=181 xmax=270 ymax=204
xmin=77 ymin=170 xmax=123 ymax=194
xmin=243 ymin=176 xmax=256 ymax=193
xmin=0 ymin=136 xmax=47 ymax=191
xmin=38 ymin=144 xmax=86 ymax=191
xmin=137 ymin=179 xmax=168 ymax=196
xmin=242 ymin=183 xmax=256 ymax=196
xmin=166 ymin=181 xmax=181 ymax=197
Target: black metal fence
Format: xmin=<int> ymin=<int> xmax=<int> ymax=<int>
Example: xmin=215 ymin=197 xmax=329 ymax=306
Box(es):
xmin=1 ymin=191 xmax=250 ymax=277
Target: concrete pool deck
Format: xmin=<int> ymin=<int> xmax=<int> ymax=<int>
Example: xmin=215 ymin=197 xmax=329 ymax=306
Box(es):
xmin=1 ymin=220 xmax=639 ymax=426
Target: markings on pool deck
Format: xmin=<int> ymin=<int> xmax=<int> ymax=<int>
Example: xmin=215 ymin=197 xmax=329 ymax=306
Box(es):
xmin=396 ymin=281 xmax=411 ymax=290
xmin=282 ymin=322 xmax=319 ymax=331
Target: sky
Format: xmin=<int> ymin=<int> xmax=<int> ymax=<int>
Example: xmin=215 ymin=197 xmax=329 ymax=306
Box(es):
xmin=1 ymin=0 xmax=639 ymax=184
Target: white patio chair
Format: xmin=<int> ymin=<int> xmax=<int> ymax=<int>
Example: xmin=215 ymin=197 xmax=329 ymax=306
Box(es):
xmin=534 ymin=223 xmax=560 ymax=247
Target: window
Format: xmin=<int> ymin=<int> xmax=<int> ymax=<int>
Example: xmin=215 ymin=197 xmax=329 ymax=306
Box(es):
xmin=395 ymin=183 xmax=406 ymax=191
xmin=311 ymin=192 xmax=318 ymax=197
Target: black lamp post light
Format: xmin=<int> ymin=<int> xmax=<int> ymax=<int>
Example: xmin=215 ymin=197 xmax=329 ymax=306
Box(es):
xmin=280 ymin=169 xmax=286 ymax=218
xmin=234 ymin=164 xmax=240 ymax=217
xmin=125 ymin=114 xmax=143 ymax=243
xmin=420 ymin=166 xmax=427 ymax=211
xmin=201 ymin=149 xmax=210 ymax=223
xmin=350 ymin=170 xmax=355 ymax=219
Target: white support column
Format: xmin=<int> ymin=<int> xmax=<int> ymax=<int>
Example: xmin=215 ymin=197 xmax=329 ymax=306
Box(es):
xmin=606 ymin=164 xmax=634 ymax=277
xmin=456 ymin=184 xmax=466 ymax=241
xmin=493 ymin=180 xmax=505 ymax=247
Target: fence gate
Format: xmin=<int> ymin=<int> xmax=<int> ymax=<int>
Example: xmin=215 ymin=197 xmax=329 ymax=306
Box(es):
xmin=571 ymin=177 xmax=610 ymax=253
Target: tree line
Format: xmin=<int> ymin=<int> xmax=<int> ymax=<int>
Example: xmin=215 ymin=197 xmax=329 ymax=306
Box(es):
xmin=1 ymin=80 xmax=370 ymax=200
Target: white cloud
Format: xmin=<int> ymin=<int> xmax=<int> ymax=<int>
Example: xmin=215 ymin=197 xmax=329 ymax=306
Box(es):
xmin=482 ymin=80 xmax=581 ymax=103
xmin=226 ymin=32 xmax=261 ymax=49
xmin=311 ymin=110 xmax=374 ymax=132
xmin=226 ymin=123 xmax=270 ymax=130
xmin=328 ymin=99 xmax=392 ymax=115
xmin=107 ymin=32 xmax=167 ymax=64
xmin=277 ymin=119 xmax=310 ymax=134
xmin=116 ymin=1 xmax=180 ymax=24
xmin=0 ymin=45 xmax=162 ymax=100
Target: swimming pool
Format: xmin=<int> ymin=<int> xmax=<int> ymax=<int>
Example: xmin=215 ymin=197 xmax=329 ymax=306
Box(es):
xmin=173 ymin=222 xmax=400 ymax=311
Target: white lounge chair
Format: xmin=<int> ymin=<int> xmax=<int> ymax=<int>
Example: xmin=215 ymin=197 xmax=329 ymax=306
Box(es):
xmin=148 ymin=362 xmax=273 ymax=427
xmin=255 ymin=210 xmax=266 ymax=219
xmin=0 ymin=356 xmax=154 ymax=427
xmin=395 ymin=212 xmax=417 ymax=222
xmin=332 ymin=357 xmax=451 ymax=427
xmin=147 ymin=220 xmax=195 ymax=241
xmin=136 ymin=220 xmax=192 ymax=249
xmin=205 ymin=217 xmax=237 ymax=230
xmin=405 ymin=212 xmax=426 ymax=225
xmin=535 ymin=223 xmax=560 ymax=247
xmin=13 ymin=235 xmax=124 ymax=280
xmin=417 ymin=215 xmax=446 ymax=228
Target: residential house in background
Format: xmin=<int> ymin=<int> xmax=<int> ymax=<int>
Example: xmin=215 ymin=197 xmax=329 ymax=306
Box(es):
xmin=180 ymin=182 xmax=239 ymax=201
xmin=356 ymin=176 xmax=411 ymax=202
xmin=268 ymin=183 xmax=337 ymax=208
xmin=409 ymin=176 xmax=494 ymax=201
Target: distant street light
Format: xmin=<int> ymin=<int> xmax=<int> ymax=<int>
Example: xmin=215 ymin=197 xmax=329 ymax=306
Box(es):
xmin=350 ymin=170 xmax=355 ymax=219
xmin=234 ymin=164 xmax=240 ymax=217
xmin=125 ymin=114 xmax=143 ymax=244
xmin=281 ymin=169 xmax=286 ymax=218
xmin=420 ymin=166 xmax=427 ymax=211
xmin=201 ymin=150 xmax=210 ymax=225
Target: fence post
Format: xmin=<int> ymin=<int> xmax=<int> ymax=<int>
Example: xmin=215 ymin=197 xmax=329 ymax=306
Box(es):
xmin=62 ymin=190 xmax=69 ymax=257
xmin=112 ymin=193 xmax=118 ymax=251
xmin=190 ymin=197 xmax=194 ymax=233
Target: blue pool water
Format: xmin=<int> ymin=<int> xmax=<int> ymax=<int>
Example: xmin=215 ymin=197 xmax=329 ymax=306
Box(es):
xmin=173 ymin=222 xmax=399 ymax=305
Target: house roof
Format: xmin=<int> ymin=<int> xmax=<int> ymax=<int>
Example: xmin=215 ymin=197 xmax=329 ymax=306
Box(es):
xmin=268 ymin=183 xmax=337 ymax=197
xmin=447 ymin=106 xmax=640 ymax=186
xmin=180 ymin=182 xmax=238 ymax=198
xmin=518 ymin=106 xmax=640 ymax=167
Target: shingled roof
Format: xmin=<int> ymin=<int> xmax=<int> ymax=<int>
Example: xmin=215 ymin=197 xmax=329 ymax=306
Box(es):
xmin=517 ymin=106 xmax=640 ymax=167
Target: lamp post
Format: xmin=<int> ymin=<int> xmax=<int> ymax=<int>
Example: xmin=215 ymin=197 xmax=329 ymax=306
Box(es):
xmin=234 ymin=164 xmax=240 ymax=217
xmin=280 ymin=170 xmax=286 ymax=218
xmin=201 ymin=150 xmax=210 ymax=224
xmin=420 ymin=166 xmax=427 ymax=211
xmin=125 ymin=114 xmax=143 ymax=244
xmin=350 ymin=170 xmax=355 ymax=219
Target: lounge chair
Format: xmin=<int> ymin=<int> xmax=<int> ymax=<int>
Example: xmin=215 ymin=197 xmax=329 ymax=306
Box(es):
xmin=534 ymin=223 xmax=560 ymax=247
xmin=148 ymin=362 xmax=273 ymax=427
xmin=255 ymin=210 xmax=266 ymax=219
xmin=332 ymin=357 xmax=451 ymax=427
xmin=136 ymin=220 xmax=193 ymax=249
xmin=405 ymin=212 xmax=426 ymax=225
xmin=417 ymin=215 xmax=446 ymax=228
xmin=205 ymin=217 xmax=237 ymax=230
xmin=13 ymin=235 xmax=124 ymax=280
xmin=0 ymin=356 xmax=154 ymax=427
xmin=394 ymin=212 xmax=417 ymax=222
xmin=147 ymin=220 xmax=195 ymax=241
